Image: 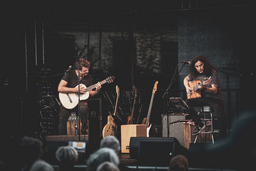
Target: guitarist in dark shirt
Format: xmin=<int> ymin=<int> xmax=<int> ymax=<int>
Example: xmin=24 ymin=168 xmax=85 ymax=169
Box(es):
xmin=57 ymin=58 xmax=101 ymax=135
xmin=183 ymin=55 xmax=227 ymax=138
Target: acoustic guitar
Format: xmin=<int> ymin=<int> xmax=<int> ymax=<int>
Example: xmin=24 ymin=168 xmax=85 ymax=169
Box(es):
xmin=59 ymin=76 xmax=115 ymax=109
xmin=142 ymin=81 xmax=158 ymax=137
xmin=102 ymin=85 xmax=120 ymax=138
xmin=187 ymin=76 xmax=211 ymax=99
xmin=127 ymin=86 xmax=137 ymax=124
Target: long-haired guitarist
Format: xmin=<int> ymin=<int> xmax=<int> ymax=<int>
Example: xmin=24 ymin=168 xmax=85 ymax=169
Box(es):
xmin=183 ymin=55 xmax=227 ymax=138
xmin=57 ymin=58 xmax=101 ymax=135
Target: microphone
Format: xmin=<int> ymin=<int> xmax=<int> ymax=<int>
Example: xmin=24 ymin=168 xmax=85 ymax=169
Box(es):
xmin=181 ymin=61 xmax=191 ymax=64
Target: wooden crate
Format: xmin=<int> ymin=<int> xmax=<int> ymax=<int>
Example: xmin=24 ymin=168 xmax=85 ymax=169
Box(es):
xmin=121 ymin=124 xmax=147 ymax=153
xmin=67 ymin=120 xmax=89 ymax=135
xmin=183 ymin=123 xmax=213 ymax=149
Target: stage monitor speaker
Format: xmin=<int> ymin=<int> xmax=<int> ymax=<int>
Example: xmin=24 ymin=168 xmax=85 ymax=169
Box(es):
xmin=130 ymin=137 xmax=188 ymax=166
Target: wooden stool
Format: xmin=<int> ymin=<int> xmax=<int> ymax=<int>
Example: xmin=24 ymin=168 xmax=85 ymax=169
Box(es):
xmin=194 ymin=106 xmax=216 ymax=144
xmin=183 ymin=122 xmax=212 ymax=149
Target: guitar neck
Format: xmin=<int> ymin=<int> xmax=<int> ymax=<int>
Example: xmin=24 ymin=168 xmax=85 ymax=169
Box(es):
xmin=145 ymin=92 xmax=155 ymax=127
xmin=136 ymin=104 xmax=143 ymax=124
xmin=129 ymin=86 xmax=137 ymax=124
xmin=113 ymin=95 xmax=119 ymax=116
xmin=130 ymin=99 xmax=136 ymax=118
xmin=86 ymin=79 xmax=107 ymax=91
xmin=113 ymin=86 xmax=120 ymax=116
xmin=194 ymin=76 xmax=211 ymax=91
xmin=145 ymin=81 xmax=158 ymax=127
xmin=128 ymin=98 xmax=136 ymax=124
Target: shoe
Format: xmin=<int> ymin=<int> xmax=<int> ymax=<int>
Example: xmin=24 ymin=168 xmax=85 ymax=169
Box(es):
xmin=192 ymin=124 xmax=206 ymax=135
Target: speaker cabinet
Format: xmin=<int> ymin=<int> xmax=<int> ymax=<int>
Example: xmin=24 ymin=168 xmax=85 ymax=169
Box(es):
xmin=162 ymin=114 xmax=185 ymax=147
xmin=87 ymin=98 xmax=102 ymax=143
xmin=130 ymin=137 xmax=188 ymax=166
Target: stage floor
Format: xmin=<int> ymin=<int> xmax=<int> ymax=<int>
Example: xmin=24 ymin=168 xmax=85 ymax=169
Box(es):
xmin=45 ymin=134 xmax=88 ymax=142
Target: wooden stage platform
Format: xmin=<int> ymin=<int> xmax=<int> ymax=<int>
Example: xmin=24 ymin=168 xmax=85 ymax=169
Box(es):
xmin=45 ymin=134 xmax=89 ymax=142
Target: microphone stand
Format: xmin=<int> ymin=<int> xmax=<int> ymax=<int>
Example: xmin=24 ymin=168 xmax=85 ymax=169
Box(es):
xmin=76 ymin=59 xmax=81 ymax=141
xmin=162 ymin=63 xmax=186 ymax=100
xmin=75 ymin=46 xmax=87 ymax=141
xmin=162 ymin=62 xmax=186 ymax=137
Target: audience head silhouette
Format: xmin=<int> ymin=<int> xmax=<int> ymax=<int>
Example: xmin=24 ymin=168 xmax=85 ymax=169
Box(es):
xmin=100 ymin=135 xmax=120 ymax=154
xmin=29 ymin=160 xmax=54 ymax=171
xmin=55 ymin=146 xmax=79 ymax=170
xmin=18 ymin=136 xmax=43 ymax=171
xmin=169 ymin=155 xmax=189 ymax=171
xmin=87 ymin=147 xmax=119 ymax=171
xmin=96 ymin=161 xmax=120 ymax=171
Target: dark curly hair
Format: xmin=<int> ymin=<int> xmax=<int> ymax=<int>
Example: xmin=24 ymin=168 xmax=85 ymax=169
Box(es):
xmin=189 ymin=55 xmax=217 ymax=79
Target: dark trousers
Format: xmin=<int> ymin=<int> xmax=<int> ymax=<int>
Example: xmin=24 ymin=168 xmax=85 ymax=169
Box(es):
xmin=58 ymin=101 xmax=89 ymax=135
xmin=185 ymin=97 xmax=227 ymax=138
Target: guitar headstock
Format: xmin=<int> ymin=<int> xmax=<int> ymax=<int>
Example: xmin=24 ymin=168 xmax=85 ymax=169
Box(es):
xmin=106 ymin=76 xmax=115 ymax=84
xmin=116 ymin=85 xmax=120 ymax=95
xmin=152 ymin=81 xmax=158 ymax=93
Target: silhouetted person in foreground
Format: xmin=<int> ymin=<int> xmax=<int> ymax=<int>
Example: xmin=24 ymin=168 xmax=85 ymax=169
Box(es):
xmin=208 ymin=109 xmax=256 ymax=170
xmin=18 ymin=136 xmax=43 ymax=171
xmin=100 ymin=136 xmax=130 ymax=171
xmin=168 ymin=155 xmax=189 ymax=171
xmin=96 ymin=161 xmax=120 ymax=171
xmin=55 ymin=146 xmax=79 ymax=171
xmin=29 ymin=160 xmax=54 ymax=171
xmin=86 ymin=148 xmax=119 ymax=171
xmin=190 ymin=109 xmax=256 ymax=170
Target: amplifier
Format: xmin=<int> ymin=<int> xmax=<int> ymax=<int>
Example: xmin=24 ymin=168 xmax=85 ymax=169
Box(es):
xmin=162 ymin=114 xmax=186 ymax=147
